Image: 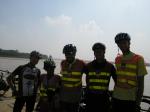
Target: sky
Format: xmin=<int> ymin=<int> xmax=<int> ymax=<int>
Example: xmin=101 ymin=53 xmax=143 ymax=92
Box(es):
xmin=0 ymin=0 xmax=150 ymax=62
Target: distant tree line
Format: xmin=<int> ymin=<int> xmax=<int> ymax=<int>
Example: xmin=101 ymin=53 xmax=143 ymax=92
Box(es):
xmin=0 ymin=48 xmax=47 ymax=59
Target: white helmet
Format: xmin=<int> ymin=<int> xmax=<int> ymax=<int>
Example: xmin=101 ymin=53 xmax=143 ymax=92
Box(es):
xmin=44 ymin=55 xmax=56 ymax=69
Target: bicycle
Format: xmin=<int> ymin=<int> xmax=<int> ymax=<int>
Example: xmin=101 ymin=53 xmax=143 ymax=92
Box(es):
xmin=0 ymin=69 xmax=10 ymax=96
xmin=140 ymin=95 xmax=150 ymax=112
xmin=78 ymin=86 xmax=86 ymax=112
xmin=77 ymin=88 xmax=150 ymax=112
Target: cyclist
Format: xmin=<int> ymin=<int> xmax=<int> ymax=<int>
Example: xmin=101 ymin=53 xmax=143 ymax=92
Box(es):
xmin=60 ymin=44 xmax=85 ymax=112
xmin=112 ymin=33 xmax=148 ymax=112
xmin=38 ymin=56 xmax=61 ymax=112
xmin=85 ymin=42 xmax=116 ymax=112
xmin=7 ymin=51 xmax=41 ymax=112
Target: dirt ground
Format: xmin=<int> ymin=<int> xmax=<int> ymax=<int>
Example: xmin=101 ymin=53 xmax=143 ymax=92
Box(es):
xmin=0 ymin=89 xmax=38 ymax=112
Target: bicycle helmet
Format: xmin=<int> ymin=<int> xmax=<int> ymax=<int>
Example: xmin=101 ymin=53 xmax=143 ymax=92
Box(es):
xmin=63 ymin=44 xmax=77 ymax=54
xmin=44 ymin=56 xmax=56 ymax=70
xmin=30 ymin=51 xmax=41 ymax=59
xmin=115 ymin=33 xmax=131 ymax=44
xmin=92 ymin=42 xmax=106 ymax=51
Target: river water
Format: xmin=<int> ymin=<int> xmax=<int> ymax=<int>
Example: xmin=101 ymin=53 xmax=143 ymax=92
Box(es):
xmin=0 ymin=57 xmax=149 ymax=96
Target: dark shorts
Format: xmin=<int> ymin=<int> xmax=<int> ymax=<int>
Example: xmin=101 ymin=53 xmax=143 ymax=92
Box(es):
xmin=60 ymin=101 xmax=79 ymax=112
xmin=112 ymin=98 xmax=139 ymax=112
xmin=86 ymin=93 xmax=110 ymax=112
xmin=13 ymin=96 xmax=36 ymax=112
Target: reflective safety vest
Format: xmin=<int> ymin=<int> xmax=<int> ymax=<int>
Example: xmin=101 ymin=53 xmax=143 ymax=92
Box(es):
xmin=86 ymin=61 xmax=112 ymax=93
xmin=60 ymin=71 xmax=82 ymax=87
xmin=60 ymin=59 xmax=85 ymax=102
xmin=60 ymin=59 xmax=85 ymax=88
xmin=40 ymin=75 xmax=60 ymax=97
xmin=115 ymin=54 xmax=140 ymax=89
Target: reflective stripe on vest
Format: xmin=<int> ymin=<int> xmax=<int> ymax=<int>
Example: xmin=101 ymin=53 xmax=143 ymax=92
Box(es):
xmin=89 ymin=86 xmax=107 ymax=90
xmin=89 ymin=79 xmax=108 ymax=83
xmin=116 ymin=71 xmax=136 ymax=77
xmin=118 ymin=78 xmax=136 ymax=86
xmin=62 ymin=77 xmax=80 ymax=82
xmin=116 ymin=64 xmax=137 ymax=69
xmin=40 ymin=84 xmax=55 ymax=97
xmin=60 ymin=71 xmax=81 ymax=76
xmin=89 ymin=72 xmax=110 ymax=76
xmin=115 ymin=54 xmax=139 ymax=89
xmin=64 ymin=81 xmax=82 ymax=87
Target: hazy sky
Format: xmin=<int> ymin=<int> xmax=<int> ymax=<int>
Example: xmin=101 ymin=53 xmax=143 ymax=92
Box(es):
xmin=0 ymin=0 xmax=150 ymax=62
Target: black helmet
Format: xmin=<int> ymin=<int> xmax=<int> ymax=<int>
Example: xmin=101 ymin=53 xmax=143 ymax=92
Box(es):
xmin=92 ymin=42 xmax=106 ymax=51
xmin=115 ymin=33 xmax=131 ymax=44
xmin=63 ymin=44 xmax=77 ymax=54
xmin=44 ymin=56 xmax=56 ymax=70
xmin=30 ymin=51 xmax=41 ymax=59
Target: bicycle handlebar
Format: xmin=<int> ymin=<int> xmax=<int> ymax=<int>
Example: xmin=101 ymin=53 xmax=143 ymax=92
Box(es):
xmin=0 ymin=69 xmax=11 ymax=74
xmin=143 ymin=95 xmax=150 ymax=99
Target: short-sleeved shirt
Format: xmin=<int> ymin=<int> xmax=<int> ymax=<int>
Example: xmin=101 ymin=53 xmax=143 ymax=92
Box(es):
xmin=85 ymin=59 xmax=116 ymax=94
xmin=113 ymin=52 xmax=147 ymax=101
xmin=11 ymin=63 xmax=41 ymax=96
